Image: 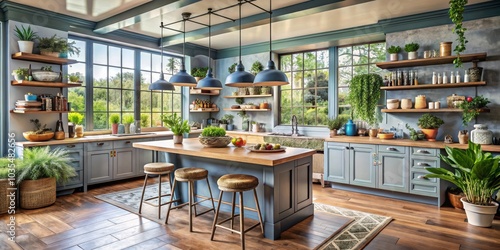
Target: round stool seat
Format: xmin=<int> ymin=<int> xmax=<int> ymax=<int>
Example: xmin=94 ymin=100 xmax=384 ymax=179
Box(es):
xmin=144 ymin=162 xmax=174 ymax=174
xmin=175 ymin=168 xmax=208 ymax=181
xmin=217 ymin=174 xmax=259 ymax=192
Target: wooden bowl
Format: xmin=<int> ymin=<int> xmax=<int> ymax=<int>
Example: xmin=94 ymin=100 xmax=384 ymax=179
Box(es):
xmin=377 ymin=132 xmax=394 ymax=139
xmin=198 ymin=136 xmax=232 ymax=147
xmin=23 ymin=132 xmax=54 ymax=142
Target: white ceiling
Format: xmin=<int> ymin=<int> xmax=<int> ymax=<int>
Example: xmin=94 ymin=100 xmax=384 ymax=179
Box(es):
xmin=9 ymin=0 xmax=492 ymax=50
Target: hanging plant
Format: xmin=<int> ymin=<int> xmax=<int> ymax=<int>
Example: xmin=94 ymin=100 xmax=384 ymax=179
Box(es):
xmin=449 ymin=0 xmax=468 ymax=68
xmin=347 ymin=73 xmax=383 ymax=125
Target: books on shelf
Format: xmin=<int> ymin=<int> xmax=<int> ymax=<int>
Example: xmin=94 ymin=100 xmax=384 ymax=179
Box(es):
xmin=15 ymin=100 xmax=42 ymax=107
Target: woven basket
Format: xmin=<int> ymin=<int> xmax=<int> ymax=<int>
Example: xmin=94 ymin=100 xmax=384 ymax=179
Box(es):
xmin=0 ymin=179 xmax=9 ymax=214
xmin=199 ymin=136 xmax=232 ymax=148
xmin=20 ymin=177 xmax=56 ymax=209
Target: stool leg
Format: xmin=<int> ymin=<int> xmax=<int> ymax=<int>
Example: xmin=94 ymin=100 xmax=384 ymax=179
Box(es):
xmin=239 ymin=191 xmax=245 ymax=250
xmin=210 ymin=190 xmax=224 ymax=241
xmin=253 ymin=189 xmax=264 ymax=234
xmin=205 ymin=177 xmax=216 ymax=214
xmin=138 ymin=174 xmax=149 ymax=214
xmin=230 ymin=192 xmax=236 ymax=232
xmin=158 ymin=174 xmax=162 ymax=219
xmin=191 ymin=181 xmax=197 ymax=217
xmin=165 ymin=179 xmax=177 ymax=224
xmin=188 ymin=180 xmax=193 ymax=232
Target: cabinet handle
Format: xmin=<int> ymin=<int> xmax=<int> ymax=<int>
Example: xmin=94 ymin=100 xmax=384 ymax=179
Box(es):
xmin=417 ymin=162 xmax=430 ymax=167
xmin=345 ymin=146 xmax=350 ymax=150
xmin=417 ymin=175 xmax=428 ymax=180
xmin=350 ymin=147 xmax=354 ymax=150
xmin=97 ymin=142 xmax=104 ymax=146
xmin=416 ymin=149 xmax=430 ymax=154
xmin=386 ymin=147 xmax=398 ymax=151
xmin=66 ymin=145 xmax=76 ymax=148
xmin=125 ymin=141 xmax=131 ymax=144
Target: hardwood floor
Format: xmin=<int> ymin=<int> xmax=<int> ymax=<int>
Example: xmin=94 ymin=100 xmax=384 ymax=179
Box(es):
xmin=1 ymin=178 xmax=499 ymax=249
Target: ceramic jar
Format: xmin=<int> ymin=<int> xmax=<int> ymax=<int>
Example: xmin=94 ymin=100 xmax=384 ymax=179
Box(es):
xmin=470 ymin=124 xmax=493 ymax=145
xmin=345 ymin=119 xmax=357 ymax=136
xmin=400 ymin=98 xmax=412 ymax=109
xmin=468 ymin=61 xmax=483 ymax=82
xmin=440 ymin=42 xmax=452 ymax=57
xmin=415 ymin=95 xmax=427 ymax=109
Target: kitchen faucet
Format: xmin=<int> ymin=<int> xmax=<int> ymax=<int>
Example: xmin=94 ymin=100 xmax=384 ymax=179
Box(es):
xmin=291 ymin=115 xmax=299 ymax=136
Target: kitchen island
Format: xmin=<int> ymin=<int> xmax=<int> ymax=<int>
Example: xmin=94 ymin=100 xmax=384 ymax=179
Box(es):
xmin=133 ymin=138 xmax=316 ymax=240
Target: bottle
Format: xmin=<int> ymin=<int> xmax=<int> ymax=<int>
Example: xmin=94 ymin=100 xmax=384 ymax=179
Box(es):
xmin=456 ymin=71 xmax=461 ymax=83
xmin=397 ymin=70 xmax=402 ymax=86
xmin=413 ymin=70 xmax=418 ymax=85
xmin=450 ymin=71 xmax=455 ymax=83
xmin=432 ymin=72 xmax=437 ymax=84
xmin=409 ymin=71 xmax=414 ymax=86
xmin=464 ymin=69 xmax=470 ymax=82
xmin=442 ymin=72 xmax=448 ymax=84
xmin=437 ymin=73 xmax=442 ymax=84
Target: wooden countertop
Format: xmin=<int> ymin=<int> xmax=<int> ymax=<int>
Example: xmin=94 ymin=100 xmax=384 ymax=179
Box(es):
xmin=325 ymin=136 xmax=500 ymax=152
xmin=133 ymin=138 xmax=316 ymax=166
xmin=16 ymin=130 xmax=202 ymax=147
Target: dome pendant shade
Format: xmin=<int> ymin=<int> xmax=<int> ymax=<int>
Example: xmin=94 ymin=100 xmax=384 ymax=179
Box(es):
xmin=149 ymin=73 xmax=176 ymax=91
xmin=196 ymin=68 xmax=222 ymax=90
xmin=225 ymin=62 xmax=255 ymax=87
xmin=170 ymin=69 xmax=197 ymax=86
xmin=253 ymin=60 xmax=289 ymax=86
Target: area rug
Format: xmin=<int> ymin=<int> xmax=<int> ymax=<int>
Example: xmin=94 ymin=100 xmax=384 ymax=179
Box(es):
xmin=96 ymin=185 xmax=391 ymax=249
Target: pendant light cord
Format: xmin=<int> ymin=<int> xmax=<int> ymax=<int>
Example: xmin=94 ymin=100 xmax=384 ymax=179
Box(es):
xmin=239 ymin=0 xmax=242 ymax=62
xmin=160 ymin=21 xmax=164 ymax=78
xmin=269 ymin=0 xmax=272 ymax=60
xmin=208 ymin=9 xmax=212 ymax=70
xmin=182 ymin=19 xmax=186 ymax=69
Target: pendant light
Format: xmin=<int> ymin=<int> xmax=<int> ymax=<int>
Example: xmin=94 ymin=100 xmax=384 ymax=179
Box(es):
xmin=170 ymin=12 xmax=197 ymax=87
xmin=196 ymin=8 xmax=223 ymax=90
xmin=225 ymin=0 xmax=255 ymax=87
xmin=149 ymin=22 xmax=175 ymax=91
xmin=254 ymin=0 xmax=289 ymax=86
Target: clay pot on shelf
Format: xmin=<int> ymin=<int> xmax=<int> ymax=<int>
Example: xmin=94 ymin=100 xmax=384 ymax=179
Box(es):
xmin=421 ymin=128 xmax=438 ymax=141
xmin=408 ymin=51 xmax=418 ymax=60
xmin=389 ymin=53 xmax=398 ymax=61
xmin=458 ymin=130 xmax=469 ymax=144
xmin=330 ymin=129 xmax=337 ymax=138
xmin=415 ymin=95 xmax=427 ymax=109
xmin=440 ymin=42 xmax=452 ymax=57
xmin=400 ymin=99 xmax=413 ymax=109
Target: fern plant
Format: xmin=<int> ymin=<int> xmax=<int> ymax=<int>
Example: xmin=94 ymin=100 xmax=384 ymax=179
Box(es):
xmin=16 ymin=146 xmax=75 ymax=184
xmin=347 ymin=73 xmax=383 ymax=125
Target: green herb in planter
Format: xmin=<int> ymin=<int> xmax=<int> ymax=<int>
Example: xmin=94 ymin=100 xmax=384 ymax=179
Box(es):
xmin=123 ymin=114 xmax=134 ymax=125
xmin=109 ymin=114 xmax=120 ymax=124
xmin=417 ymin=114 xmax=444 ymax=129
xmin=201 ymin=126 xmax=226 ymax=137
xmin=327 ymin=116 xmax=348 ymax=130
xmin=68 ymin=113 xmax=84 ymax=125
xmin=162 ymin=113 xmax=190 ymax=136
xmin=387 ymin=45 xmax=401 ymax=54
xmin=404 ymin=43 xmax=420 ymax=52
xmin=14 ymin=25 xmax=37 ymax=41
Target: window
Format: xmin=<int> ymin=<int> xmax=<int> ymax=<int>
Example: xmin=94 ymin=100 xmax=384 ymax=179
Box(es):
xmin=68 ymin=38 xmax=86 ymax=124
xmin=279 ymin=50 xmax=329 ymax=126
xmin=139 ymin=52 xmax=182 ymax=127
xmin=337 ymin=42 xmax=386 ymax=117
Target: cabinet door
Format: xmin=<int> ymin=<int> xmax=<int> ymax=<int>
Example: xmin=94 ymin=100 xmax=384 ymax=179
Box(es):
xmin=87 ymin=150 xmax=113 ymax=184
xmin=114 ymin=148 xmax=135 ymax=180
xmin=50 ymin=144 xmax=84 ymax=190
xmin=324 ymin=142 xmax=350 ymax=183
xmin=377 ymin=147 xmax=409 ymax=192
xmin=349 ymin=143 xmax=376 ymax=188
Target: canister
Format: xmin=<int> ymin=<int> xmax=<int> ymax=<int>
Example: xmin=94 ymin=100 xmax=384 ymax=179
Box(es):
xmin=415 ymin=95 xmax=427 ymax=109
xmin=440 ymin=42 xmax=452 ymax=57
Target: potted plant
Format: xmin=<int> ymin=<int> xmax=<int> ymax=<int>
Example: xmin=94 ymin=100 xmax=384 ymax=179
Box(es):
xmin=23 ymin=119 xmax=54 ymax=142
xmin=223 ymin=114 xmax=235 ymax=131
xmin=122 ymin=114 xmax=135 ymax=134
xmin=109 ymin=114 xmax=120 ymax=134
xmin=228 ymin=63 xmax=237 ymax=73
xmin=387 ymin=45 xmax=401 ymax=61
xmin=327 ymin=116 xmax=348 ymax=137
xmin=191 ymin=67 xmax=208 ymax=82
xmin=459 ymin=95 xmax=490 ymax=127
xmin=425 ymin=141 xmax=500 ymax=227
xmin=58 ymin=38 xmax=81 ymax=58
xmin=251 ymin=121 xmax=259 ymax=132
xmin=68 ymin=72 xmax=83 ymax=83
xmin=237 ymin=111 xmax=249 ymax=131
xmin=417 ymin=113 xmax=444 ymax=141
xmin=140 ymin=114 xmax=150 ymax=128
xmin=162 ymin=113 xmax=190 ymax=144
xmin=404 ymin=42 xmax=420 ymax=60
xmin=219 ymin=117 xmax=228 ymax=130
xmin=37 ymin=35 xmax=63 ymax=57
xmin=14 ymin=25 xmax=37 ymax=53
xmin=199 ymin=126 xmax=231 ymax=148
xmin=68 ymin=112 xmax=84 ymax=138
xmin=16 ymin=146 xmax=75 ymax=209
xmin=12 ymin=67 xmax=29 ymax=81
xmin=347 ymin=73 xmax=383 ymax=126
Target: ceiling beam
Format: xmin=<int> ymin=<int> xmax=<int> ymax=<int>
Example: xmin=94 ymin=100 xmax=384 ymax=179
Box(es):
xmin=161 ymin=0 xmax=373 ymax=46
xmin=93 ymin=0 xmax=201 ymax=34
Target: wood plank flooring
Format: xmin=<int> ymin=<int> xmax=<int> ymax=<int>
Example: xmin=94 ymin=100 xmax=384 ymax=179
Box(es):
xmin=1 ymin=178 xmax=499 ymax=249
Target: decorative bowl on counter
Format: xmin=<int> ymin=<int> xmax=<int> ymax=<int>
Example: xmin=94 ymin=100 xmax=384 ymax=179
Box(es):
xmin=31 ymin=71 xmax=60 ymax=82
xmin=23 ymin=131 xmax=54 ymax=142
xmin=199 ymin=136 xmax=232 ymax=147
xmin=377 ymin=132 xmax=394 ymax=139
xmin=386 ymin=99 xmax=400 ymax=109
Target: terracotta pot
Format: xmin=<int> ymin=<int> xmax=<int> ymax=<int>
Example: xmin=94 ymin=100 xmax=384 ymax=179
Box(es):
xmin=448 ymin=191 xmax=465 ymax=210
xmin=112 ymin=123 xmax=118 ymax=134
xmin=420 ymin=128 xmax=438 ymax=141
xmin=330 ymin=129 xmax=337 ymax=138
xmin=173 ymin=135 xmax=183 ymax=144
xmin=368 ymin=129 xmax=378 ymax=137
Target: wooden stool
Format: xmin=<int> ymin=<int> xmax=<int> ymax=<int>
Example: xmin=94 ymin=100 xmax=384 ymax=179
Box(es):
xmin=165 ymin=168 xmax=216 ymax=232
xmin=138 ymin=162 xmax=175 ymax=219
xmin=210 ymin=174 xmax=264 ymax=250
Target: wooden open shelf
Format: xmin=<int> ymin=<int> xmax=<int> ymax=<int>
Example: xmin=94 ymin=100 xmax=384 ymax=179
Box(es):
xmin=376 ymin=52 xmax=487 ymax=69
xmin=189 ymin=89 xmax=219 ymax=96
xmin=190 ymin=108 xmax=219 ymax=113
xmin=11 ymin=110 xmax=70 ymax=114
xmin=381 ymin=81 xmax=486 ymax=90
xmin=11 ymin=52 xmax=78 ymax=65
xmin=224 ymin=94 xmax=272 ymax=98
xmin=381 ymin=108 xmax=490 ymax=113
xmin=11 ymin=80 xmax=82 ymax=88
xmin=223 ymin=108 xmax=271 ymax=112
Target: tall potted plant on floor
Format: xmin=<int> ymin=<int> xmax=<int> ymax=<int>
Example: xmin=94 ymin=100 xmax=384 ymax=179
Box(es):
xmin=162 ymin=113 xmax=190 ymax=144
xmin=425 ymin=141 xmax=500 ymax=227
xmin=14 ymin=25 xmax=37 ymax=53
xmin=417 ymin=113 xmax=444 ymax=141
xmin=16 ymin=146 xmax=75 ymax=209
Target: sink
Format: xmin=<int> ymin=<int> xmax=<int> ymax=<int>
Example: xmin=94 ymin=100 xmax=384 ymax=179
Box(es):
xmin=267 ymin=132 xmax=305 ymax=137
xmin=109 ymin=133 xmax=154 ymax=137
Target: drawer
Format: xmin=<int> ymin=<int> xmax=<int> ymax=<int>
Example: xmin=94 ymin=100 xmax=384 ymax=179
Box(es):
xmin=58 ymin=170 xmax=83 ymax=187
xmin=85 ymin=141 xmax=113 ymax=151
xmin=114 ymin=139 xmax=135 ymax=149
xmin=411 ymin=147 xmax=438 ymax=157
xmin=410 ymin=158 xmax=438 ymax=169
xmin=410 ymin=183 xmax=438 ymax=197
xmin=378 ymin=145 xmax=406 ymax=154
xmin=410 ymin=170 xmax=437 ymax=184
xmin=51 ymin=143 xmax=83 ymax=150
